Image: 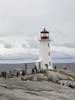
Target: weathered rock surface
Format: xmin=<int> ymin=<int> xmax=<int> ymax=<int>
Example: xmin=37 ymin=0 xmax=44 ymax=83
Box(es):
xmin=46 ymin=71 xmax=60 ymax=82
xmin=59 ymin=69 xmax=75 ymax=79
xmin=36 ymin=73 xmax=48 ymax=81
xmin=0 ymin=79 xmax=75 ymax=100
xmin=46 ymin=70 xmax=73 ymax=83
xmin=0 ymin=70 xmax=75 ymax=100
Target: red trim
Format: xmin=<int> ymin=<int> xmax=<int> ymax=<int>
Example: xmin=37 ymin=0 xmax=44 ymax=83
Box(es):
xmin=41 ymin=36 xmax=49 ymax=39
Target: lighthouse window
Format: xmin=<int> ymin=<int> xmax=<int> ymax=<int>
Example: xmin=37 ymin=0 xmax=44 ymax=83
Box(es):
xmin=48 ymin=52 xmax=50 ymax=56
xmin=48 ymin=43 xmax=49 ymax=47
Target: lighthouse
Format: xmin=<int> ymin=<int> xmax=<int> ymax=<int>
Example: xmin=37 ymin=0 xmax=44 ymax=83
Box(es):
xmin=39 ymin=28 xmax=53 ymax=70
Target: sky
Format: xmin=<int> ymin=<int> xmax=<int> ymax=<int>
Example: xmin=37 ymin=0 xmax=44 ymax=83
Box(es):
xmin=0 ymin=0 xmax=75 ymax=60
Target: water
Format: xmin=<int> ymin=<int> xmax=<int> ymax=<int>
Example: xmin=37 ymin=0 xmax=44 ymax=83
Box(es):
xmin=0 ymin=58 xmax=75 ymax=72
xmin=53 ymin=63 xmax=75 ymax=71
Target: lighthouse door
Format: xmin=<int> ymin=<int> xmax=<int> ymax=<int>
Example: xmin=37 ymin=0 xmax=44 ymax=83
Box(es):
xmin=45 ymin=64 xmax=48 ymax=69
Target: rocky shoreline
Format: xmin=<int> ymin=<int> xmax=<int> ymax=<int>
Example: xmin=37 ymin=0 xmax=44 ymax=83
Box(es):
xmin=0 ymin=69 xmax=75 ymax=100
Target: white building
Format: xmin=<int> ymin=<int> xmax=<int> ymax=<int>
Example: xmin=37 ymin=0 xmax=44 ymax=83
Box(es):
xmin=39 ymin=28 xmax=53 ymax=70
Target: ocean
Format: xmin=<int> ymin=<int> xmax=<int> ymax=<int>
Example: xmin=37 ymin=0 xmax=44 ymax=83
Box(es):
xmin=0 ymin=58 xmax=75 ymax=72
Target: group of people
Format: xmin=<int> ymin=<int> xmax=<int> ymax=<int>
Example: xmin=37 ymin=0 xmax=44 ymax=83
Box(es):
xmin=25 ymin=64 xmax=38 ymax=74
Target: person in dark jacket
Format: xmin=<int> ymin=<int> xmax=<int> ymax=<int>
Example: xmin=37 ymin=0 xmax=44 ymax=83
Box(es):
xmin=32 ymin=65 xmax=37 ymax=74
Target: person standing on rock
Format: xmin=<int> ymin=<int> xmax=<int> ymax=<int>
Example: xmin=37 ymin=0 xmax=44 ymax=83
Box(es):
xmin=32 ymin=65 xmax=37 ymax=74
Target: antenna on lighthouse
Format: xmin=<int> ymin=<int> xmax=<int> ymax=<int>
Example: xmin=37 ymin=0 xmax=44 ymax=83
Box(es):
xmin=39 ymin=28 xmax=53 ymax=70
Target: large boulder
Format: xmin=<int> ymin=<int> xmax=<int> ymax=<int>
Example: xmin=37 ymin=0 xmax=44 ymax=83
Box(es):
xmin=46 ymin=71 xmax=60 ymax=83
xmin=59 ymin=70 xmax=75 ymax=80
xmin=25 ymin=69 xmax=32 ymax=75
xmin=36 ymin=74 xmax=48 ymax=81
xmin=21 ymin=75 xmax=34 ymax=81
xmin=46 ymin=71 xmax=73 ymax=83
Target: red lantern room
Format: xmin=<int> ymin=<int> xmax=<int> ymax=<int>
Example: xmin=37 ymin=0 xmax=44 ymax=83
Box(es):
xmin=40 ymin=28 xmax=49 ymax=40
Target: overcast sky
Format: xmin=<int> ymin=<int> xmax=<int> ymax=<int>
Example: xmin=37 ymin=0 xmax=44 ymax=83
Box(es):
xmin=0 ymin=0 xmax=75 ymax=59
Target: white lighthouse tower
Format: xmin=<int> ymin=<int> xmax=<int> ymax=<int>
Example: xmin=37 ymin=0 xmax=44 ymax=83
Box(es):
xmin=39 ymin=28 xmax=53 ymax=70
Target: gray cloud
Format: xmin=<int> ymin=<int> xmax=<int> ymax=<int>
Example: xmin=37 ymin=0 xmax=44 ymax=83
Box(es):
xmin=52 ymin=42 xmax=75 ymax=48
xmin=22 ymin=44 xmax=27 ymax=48
xmin=3 ymin=43 xmax=14 ymax=49
xmin=51 ymin=50 xmax=72 ymax=59
xmin=0 ymin=0 xmax=75 ymax=58
xmin=0 ymin=0 xmax=75 ymax=36
xmin=62 ymin=43 xmax=75 ymax=48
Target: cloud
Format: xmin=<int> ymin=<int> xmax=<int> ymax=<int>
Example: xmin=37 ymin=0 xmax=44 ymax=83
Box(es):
xmin=22 ymin=41 xmax=39 ymax=49
xmin=3 ymin=43 xmax=13 ymax=49
xmin=52 ymin=42 xmax=75 ymax=49
xmin=0 ymin=0 xmax=75 ymax=59
xmin=0 ymin=0 xmax=74 ymax=37
xmin=62 ymin=43 xmax=75 ymax=48
xmin=51 ymin=50 xmax=72 ymax=59
xmin=22 ymin=44 xmax=27 ymax=48
xmin=0 ymin=39 xmax=14 ymax=49
xmin=22 ymin=42 xmax=30 ymax=48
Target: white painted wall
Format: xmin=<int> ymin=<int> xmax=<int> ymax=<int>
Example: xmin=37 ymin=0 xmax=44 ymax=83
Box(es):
xmin=39 ymin=40 xmax=53 ymax=70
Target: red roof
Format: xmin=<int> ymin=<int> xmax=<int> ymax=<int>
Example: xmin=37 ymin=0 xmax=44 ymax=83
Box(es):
xmin=41 ymin=28 xmax=49 ymax=33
